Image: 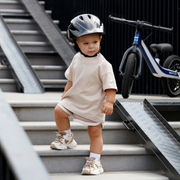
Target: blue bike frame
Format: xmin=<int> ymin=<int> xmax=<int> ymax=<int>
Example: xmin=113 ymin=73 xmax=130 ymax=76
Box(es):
xmin=119 ymin=32 xmax=180 ymax=80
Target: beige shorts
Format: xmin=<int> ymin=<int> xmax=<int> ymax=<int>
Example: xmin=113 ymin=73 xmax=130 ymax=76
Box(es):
xmin=57 ymin=103 xmax=104 ymax=127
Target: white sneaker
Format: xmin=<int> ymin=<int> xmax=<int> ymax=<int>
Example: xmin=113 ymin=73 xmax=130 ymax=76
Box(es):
xmin=81 ymin=157 xmax=104 ymax=175
xmin=50 ymin=131 xmax=77 ymax=150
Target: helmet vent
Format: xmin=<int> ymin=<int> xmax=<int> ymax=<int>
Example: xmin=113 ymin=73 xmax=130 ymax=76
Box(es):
xmin=79 ymin=16 xmax=84 ymax=21
xmin=70 ymin=24 xmax=79 ymax=32
xmin=88 ymin=15 xmax=91 ymax=19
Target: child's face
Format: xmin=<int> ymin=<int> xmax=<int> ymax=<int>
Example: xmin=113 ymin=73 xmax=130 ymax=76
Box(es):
xmin=76 ymin=33 xmax=102 ymax=57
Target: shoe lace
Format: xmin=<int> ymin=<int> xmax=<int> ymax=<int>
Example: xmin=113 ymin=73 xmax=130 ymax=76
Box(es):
xmin=54 ymin=131 xmax=66 ymax=143
xmin=83 ymin=157 xmax=96 ymax=168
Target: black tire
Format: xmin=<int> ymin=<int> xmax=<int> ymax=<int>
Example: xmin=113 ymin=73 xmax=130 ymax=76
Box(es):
xmin=161 ymin=55 xmax=180 ymax=97
xmin=121 ymin=53 xmax=137 ymax=98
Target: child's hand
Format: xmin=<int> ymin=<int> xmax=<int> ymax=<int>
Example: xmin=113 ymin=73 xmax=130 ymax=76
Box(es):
xmin=101 ymin=102 xmax=113 ymax=115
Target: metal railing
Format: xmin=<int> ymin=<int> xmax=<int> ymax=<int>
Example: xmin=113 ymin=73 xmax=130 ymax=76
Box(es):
xmin=0 ymin=89 xmax=51 ymax=180
xmin=0 ymin=13 xmax=44 ymax=94
xmin=22 ymin=0 xmax=76 ymax=67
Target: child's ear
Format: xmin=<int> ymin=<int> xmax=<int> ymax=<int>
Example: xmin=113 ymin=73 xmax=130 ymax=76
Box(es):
xmin=76 ymin=39 xmax=78 ymax=45
xmin=99 ymin=36 xmax=102 ymax=43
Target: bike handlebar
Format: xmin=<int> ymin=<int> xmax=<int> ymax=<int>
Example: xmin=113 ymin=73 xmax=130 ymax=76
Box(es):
xmin=109 ymin=15 xmax=173 ymax=33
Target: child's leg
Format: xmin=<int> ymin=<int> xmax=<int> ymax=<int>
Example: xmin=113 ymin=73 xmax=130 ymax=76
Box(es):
xmin=54 ymin=105 xmax=70 ymax=131
xmin=50 ymin=106 xmax=77 ymax=150
xmin=81 ymin=124 xmax=104 ymax=175
xmin=88 ymin=124 xmax=103 ymax=155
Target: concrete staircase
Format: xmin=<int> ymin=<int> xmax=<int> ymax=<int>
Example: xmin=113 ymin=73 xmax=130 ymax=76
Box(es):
xmin=4 ymin=92 xmax=175 ymax=179
xmin=0 ymin=1 xmax=175 ymax=179
xmin=0 ymin=0 xmax=68 ymax=92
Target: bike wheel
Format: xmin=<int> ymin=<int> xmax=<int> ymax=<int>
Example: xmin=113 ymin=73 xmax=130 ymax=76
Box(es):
xmin=121 ymin=53 xmax=137 ymax=98
xmin=161 ymin=55 xmax=180 ymax=97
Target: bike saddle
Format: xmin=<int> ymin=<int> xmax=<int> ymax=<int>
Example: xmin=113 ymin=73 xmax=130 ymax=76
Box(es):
xmin=150 ymin=43 xmax=173 ymax=53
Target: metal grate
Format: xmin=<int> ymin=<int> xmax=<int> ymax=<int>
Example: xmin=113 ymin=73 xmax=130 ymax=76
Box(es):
xmin=41 ymin=0 xmax=180 ymax=95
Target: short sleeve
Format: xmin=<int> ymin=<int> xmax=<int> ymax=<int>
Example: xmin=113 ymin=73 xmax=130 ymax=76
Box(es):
xmin=101 ymin=71 xmax=118 ymax=91
xmin=65 ymin=55 xmax=76 ymax=81
xmin=65 ymin=65 xmax=72 ymax=81
xmin=99 ymin=60 xmax=118 ymax=91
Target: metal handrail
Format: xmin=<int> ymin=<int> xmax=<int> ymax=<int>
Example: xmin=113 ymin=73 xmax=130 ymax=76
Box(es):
xmin=21 ymin=0 xmax=76 ymax=66
xmin=0 ymin=14 xmax=45 ymax=93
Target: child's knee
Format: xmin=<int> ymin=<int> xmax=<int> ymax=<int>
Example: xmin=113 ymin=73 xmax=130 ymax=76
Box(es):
xmin=54 ymin=106 xmax=69 ymax=118
xmin=88 ymin=125 xmax=102 ymax=138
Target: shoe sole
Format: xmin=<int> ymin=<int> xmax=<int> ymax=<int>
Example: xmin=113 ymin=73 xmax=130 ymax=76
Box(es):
xmin=81 ymin=168 xmax=104 ymax=175
xmin=50 ymin=142 xmax=77 ymax=150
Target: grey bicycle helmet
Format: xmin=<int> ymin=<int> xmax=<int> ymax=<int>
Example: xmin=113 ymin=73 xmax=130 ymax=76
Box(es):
xmin=67 ymin=14 xmax=105 ymax=42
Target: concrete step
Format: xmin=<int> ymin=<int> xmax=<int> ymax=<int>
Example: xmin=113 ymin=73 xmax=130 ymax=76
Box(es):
xmin=0 ymin=65 xmax=13 ymax=79
xmin=10 ymin=98 xmax=118 ymax=121
xmin=0 ymin=65 xmax=66 ymax=79
xmin=0 ymin=0 xmax=45 ymax=9
xmin=38 ymin=1 xmax=45 ymax=8
xmin=32 ymin=65 xmax=66 ymax=79
xmin=0 ymin=78 xmax=66 ymax=92
xmin=25 ymin=52 xmax=64 ymax=66
xmin=5 ymin=18 xmax=39 ymax=30
xmin=11 ymin=30 xmax=48 ymax=41
xmin=0 ymin=1 xmax=23 ymax=9
xmin=41 ymin=79 xmax=66 ymax=90
xmin=0 ymin=0 xmax=19 ymax=1
xmin=0 ymin=79 xmax=17 ymax=92
xmin=33 ymin=144 xmax=160 ymax=173
xmin=0 ymin=9 xmax=27 ymax=14
xmin=4 ymin=18 xmax=59 ymax=30
xmin=0 ymin=8 xmax=51 ymax=15
xmin=20 ymin=121 xmax=140 ymax=145
xmin=50 ymin=171 xmax=168 ymax=180
xmin=17 ymin=41 xmax=55 ymax=51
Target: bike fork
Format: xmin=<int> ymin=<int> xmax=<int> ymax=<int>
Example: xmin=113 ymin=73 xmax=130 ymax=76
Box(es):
xmin=119 ymin=45 xmax=143 ymax=79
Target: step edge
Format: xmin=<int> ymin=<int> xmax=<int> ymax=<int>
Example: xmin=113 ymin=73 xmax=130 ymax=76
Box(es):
xmin=33 ymin=144 xmax=146 ymax=156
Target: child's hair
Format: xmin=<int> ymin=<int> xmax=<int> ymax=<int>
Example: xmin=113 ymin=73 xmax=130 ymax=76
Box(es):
xmin=67 ymin=14 xmax=105 ymax=43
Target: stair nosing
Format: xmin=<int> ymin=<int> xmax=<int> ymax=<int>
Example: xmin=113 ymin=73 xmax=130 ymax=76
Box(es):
xmin=20 ymin=121 xmax=125 ymax=130
xmin=0 ymin=9 xmax=27 ymax=13
xmin=4 ymin=18 xmax=58 ymax=24
xmin=33 ymin=144 xmax=146 ymax=157
xmin=11 ymin=30 xmax=42 ymax=34
xmin=0 ymin=1 xmax=20 ymax=4
xmin=32 ymin=65 xmax=66 ymax=70
xmin=17 ymin=41 xmax=51 ymax=46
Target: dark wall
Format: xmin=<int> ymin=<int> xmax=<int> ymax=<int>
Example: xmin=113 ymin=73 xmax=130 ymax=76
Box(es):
xmin=41 ymin=0 xmax=180 ymax=95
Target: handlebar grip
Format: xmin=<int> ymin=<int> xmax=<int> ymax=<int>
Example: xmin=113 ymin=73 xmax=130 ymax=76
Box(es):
xmin=150 ymin=24 xmax=173 ymax=33
xmin=109 ymin=15 xmax=125 ymax=23
xmin=108 ymin=15 xmax=137 ymax=26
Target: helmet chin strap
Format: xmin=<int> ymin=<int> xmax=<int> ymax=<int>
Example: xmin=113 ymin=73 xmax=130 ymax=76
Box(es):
xmin=80 ymin=46 xmax=101 ymax=58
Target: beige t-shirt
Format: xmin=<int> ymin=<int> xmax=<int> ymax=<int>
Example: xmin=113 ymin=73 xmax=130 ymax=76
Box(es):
xmin=60 ymin=52 xmax=117 ymax=124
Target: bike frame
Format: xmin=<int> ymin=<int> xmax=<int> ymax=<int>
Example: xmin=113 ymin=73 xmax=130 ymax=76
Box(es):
xmin=119 ymin=32 xmax=180 ymax=80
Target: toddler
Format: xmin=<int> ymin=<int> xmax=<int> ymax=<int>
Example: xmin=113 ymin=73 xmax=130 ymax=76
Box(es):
xmin=50 ymin=14 xmax=117 ymax=175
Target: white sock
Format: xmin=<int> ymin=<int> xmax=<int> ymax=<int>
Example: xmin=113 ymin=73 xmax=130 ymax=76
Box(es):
xmin=63 ymin=129 xmax=71 ymax=137
xmin=89 ymin=152 xmax=101 ymax=160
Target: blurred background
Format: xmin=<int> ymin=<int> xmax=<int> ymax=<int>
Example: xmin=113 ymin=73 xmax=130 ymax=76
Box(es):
xmin=39 ymin=0 xmax=180 ymax=95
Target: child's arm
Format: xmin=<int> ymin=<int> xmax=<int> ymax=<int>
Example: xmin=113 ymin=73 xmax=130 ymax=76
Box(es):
xmin=61 ymin=80 xmax=72 ymax=98
xmin=101 ymin=89 xmax=116 ymax=115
